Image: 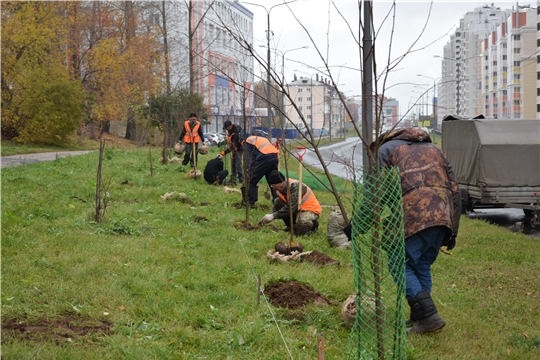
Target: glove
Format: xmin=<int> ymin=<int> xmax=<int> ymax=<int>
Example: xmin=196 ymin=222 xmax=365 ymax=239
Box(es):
xmin=446 ymin=235 xmax=456 ymax=250
xmin=259 ymin=213 xmax=274 ymax=225
xmin=216 ymin=154 xmax=223 ymax=160
xmin=220 ymin=150 xmax=226 ymax=156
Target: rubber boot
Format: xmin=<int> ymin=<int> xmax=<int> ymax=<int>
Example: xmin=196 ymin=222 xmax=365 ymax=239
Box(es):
xmin=407 ymin=291 xmax=445 ymax=334
xmin=310 ymin=220 xmax=319 ymax=233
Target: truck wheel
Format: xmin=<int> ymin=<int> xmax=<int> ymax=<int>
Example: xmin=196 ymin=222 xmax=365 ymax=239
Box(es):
xmin=459 ymin=188 xmax=471 ymax=214
xmin=523 ymin=209 xmax=534 ymax=217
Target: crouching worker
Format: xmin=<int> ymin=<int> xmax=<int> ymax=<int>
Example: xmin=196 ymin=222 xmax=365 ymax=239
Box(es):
xmin=259 ymin=170 xmax=322 ymax=235
xmin=204 ymin=154 xmax=229 ymax=185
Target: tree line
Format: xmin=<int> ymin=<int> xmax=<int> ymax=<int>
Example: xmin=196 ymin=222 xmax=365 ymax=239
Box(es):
xmin=1 ymin=1 xmax=207 ymax=146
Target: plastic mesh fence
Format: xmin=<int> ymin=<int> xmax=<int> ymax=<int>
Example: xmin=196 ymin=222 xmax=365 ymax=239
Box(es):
xmin=348 ymin=166 xmax=407 ymax=359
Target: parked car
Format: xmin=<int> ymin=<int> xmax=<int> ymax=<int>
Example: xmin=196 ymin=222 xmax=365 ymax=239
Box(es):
xmin=251 ymin=129 xmax=269 ymax=137
xmin=203 ymin=133 xmax=220 ymax=146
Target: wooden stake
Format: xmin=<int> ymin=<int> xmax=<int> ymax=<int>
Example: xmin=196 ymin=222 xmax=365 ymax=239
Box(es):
xmin=318 ymin=332 xmax=324 ymax=360
xmin=257 ymin=274 xmax=261 ymax=305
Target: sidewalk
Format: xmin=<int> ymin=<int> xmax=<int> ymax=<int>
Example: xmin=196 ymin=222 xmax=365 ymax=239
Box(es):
xmin=1 ymin=151 xmax=94 ymax=168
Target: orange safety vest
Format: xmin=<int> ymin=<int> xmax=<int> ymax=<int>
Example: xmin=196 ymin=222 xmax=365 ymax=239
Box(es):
xmin=183 ymin=120 xmax=201 ymax=143
xmin=245 ymin=136 xmax=279 ymax=155
xmin=277 ymin=179 xmax=322 ymax=214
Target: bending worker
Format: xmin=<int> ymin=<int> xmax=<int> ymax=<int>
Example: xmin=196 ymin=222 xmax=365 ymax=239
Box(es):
xmin=179 ymin=113 xmax=205 ymax=168
xmin=344 ymin=127 xmax=460 ymax=335
xmin=204 ymin=154 xmax=228 ymax=185
xmin=244 ymin=135 xmax=279 ymax=208
xmin=259 ymin=170 xmax=321 ymax=235
xmin=221 ymin=120 xmax=245 ymax=184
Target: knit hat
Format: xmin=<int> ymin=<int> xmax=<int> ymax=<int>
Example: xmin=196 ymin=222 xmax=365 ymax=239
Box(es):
xmin=268 ymin=170 xmax=286 ymax=185
xmin=223 ymin=120 xmax=232 ymax=129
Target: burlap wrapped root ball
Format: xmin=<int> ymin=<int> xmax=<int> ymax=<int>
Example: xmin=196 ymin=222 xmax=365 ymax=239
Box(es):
xmin=341 ymin=292 xmax=385 ymax=328
xmin=198 ymin=144 xmax=209 ymax=154
xmin=327 ymin=210 xmax=351 ymax=249
xmin=174 ymin=142 xmax=186 ymax=154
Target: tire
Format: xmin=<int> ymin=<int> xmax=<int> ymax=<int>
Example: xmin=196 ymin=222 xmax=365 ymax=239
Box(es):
xmin=459 ymin=188 xmax=471 ymax=214
xmin=523 ymin=209 xmax=534 ymax=217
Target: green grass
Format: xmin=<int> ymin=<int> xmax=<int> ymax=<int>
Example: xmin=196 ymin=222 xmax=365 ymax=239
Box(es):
xmin=2 ymin=147 xmax=539 ymax=359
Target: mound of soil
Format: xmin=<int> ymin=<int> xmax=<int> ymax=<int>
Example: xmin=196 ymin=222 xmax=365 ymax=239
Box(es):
xmin=264 ymin=281 xmax=332 ymax=309
xmin=2 ymin=315 xmax=111 ymax=343
xmin=302 ymin=250 xmax=340 ymax=266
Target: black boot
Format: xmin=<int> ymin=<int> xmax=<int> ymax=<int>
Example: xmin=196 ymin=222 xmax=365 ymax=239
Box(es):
xmin=310 ymin=220 xmax=319 ymax=233
xmin=248 ymin=186 xmax=258 ymax=208
xmin=407 ymin=291 xmax=445 ymax=334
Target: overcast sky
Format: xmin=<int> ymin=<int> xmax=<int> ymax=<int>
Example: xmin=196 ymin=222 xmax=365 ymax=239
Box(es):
xmin=240 ymin=0 xmax=526 ymax=117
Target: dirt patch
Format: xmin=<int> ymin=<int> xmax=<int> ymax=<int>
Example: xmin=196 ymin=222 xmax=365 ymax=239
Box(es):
xmin=302 ymin=250 xmax=340 ymax=266
xmin=233 ymin=220 xmax=261 ymax=230
xmin=178 ymin=197 xmax=195 ymax=206
xmin=2 ymin=315 xmax=112 ymax=343
xmin=264 ymin=281 xmax=333 ymax=309
xmin=274 ymin=241 xmax=304 ymax=255
xmin=232 ymin=202 xmax=245 ymax=209
xmin=193 ymin=215 xmax=208 ymax=222
xmin=258 ymin=204 xmax=271 ymax=211
xmin=199 ymin=202 xmax=210 ymax=206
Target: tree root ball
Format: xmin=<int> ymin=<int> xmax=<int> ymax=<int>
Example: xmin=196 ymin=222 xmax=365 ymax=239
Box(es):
xmin=274 ymin=241 xmax=304 ymax=255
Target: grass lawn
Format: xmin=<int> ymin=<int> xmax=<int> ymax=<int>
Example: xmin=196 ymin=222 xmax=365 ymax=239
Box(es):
xmin=1 ymin=145 xmax=539 ymax=359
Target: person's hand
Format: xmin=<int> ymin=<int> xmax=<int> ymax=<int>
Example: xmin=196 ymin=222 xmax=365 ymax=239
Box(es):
xmin=216 ymin=154 xmax=223 ymax=160
xmin=259 ymin=213 xmax=274 ymax=225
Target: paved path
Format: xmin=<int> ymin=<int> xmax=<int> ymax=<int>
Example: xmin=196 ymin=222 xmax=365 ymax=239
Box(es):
xmin=1 ymin=151 xmax=94 ymax=168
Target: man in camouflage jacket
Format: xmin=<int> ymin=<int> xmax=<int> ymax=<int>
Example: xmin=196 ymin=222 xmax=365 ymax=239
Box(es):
xmin=377 ymin=127 xmax=460 ymax=334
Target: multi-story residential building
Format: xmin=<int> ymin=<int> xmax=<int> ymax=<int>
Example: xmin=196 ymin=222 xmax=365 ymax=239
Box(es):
xmin=482 ymin=7 xmax=537 ymax=118
xmin=285 ymin=74 xmax=346 ymax=137
xmin=438 ymin=4 xmax=507 ymax=119
xmin=151 ymin=1 xmax=255 ymax=132
xmin=537 ymin=0 xmax=540 ymax=119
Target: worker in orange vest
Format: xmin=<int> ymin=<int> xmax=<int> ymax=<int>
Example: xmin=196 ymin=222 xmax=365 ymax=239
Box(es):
xmin=243 ymin=135 xmax=279 ymax=208
xmin=179 ymin=113 xmax=205 ymax=167
xmin=259 ymin=170 xmax=322 ymax=234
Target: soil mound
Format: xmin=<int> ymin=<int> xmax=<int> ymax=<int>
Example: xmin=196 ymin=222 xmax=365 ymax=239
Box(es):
xmin=302 ymin=250 xmax=340 ymax=266
xmin=264 ymin=281 xmax=332 ymax=309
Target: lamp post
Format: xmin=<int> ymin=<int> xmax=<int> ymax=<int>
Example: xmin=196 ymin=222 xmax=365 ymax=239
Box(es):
xmin=242 ymin=1 xmax=298 ymax=139
xmin=279 ymin=46 xmax=308 ymax=134
xmin=417 ymin=74 xmax=439 ymax=128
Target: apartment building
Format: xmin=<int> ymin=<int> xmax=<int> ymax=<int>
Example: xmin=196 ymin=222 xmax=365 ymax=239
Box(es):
xmin=438 ymin=4 xmax=507 ymax=119
xmin=537 ymin=0 xmax=540 ymax=119
xmin=285 ymin=74 xmax=346 ymax=137
xmin=483 ymin=7 xmax=537 ymax=118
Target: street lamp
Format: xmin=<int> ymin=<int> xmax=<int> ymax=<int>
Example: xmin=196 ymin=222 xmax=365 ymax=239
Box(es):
xmin=242 ymin=0 xmax=298 ymax=138
xmin=279 ymin=46 xmax=308 ymax=133
xmin=417 ymin=74 xmax=439 ymax=128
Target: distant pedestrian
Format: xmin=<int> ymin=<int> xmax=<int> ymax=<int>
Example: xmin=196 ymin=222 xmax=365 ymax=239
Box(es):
xmin=204 ymin=154 xmax=229 ymax=185
xmin=259 ymin=170 xmax=322 ymax=234
xmin=179 ymin=113 xmax=205 ymax=168
xmin=220 ymin=120 xmax=245 ymax=184
xmin=244 ymin=135 xmax=279 ymax=208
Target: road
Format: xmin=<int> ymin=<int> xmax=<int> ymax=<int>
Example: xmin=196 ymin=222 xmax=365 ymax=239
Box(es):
xmin=301 ymin=137 xmax=540 ymax=238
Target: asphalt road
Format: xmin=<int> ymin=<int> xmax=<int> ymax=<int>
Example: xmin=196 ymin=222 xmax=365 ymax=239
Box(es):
xmin=300 ymin=137 xmax=540 ymax=238
xmin=1 ymin=151 xmax=94 ymax=168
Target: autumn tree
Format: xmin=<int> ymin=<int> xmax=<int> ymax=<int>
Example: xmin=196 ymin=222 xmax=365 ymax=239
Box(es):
xmin=1 ymin=1 xmax=85 ymax=145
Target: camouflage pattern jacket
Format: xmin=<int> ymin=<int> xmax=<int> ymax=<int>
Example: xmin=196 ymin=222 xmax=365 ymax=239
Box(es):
xmin=377 ymin=128 xmax=460 ymax=243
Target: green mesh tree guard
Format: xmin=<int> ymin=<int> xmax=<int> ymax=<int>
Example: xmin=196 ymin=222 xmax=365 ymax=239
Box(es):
xmin=348 ymin=167 xmax=407 ymax=359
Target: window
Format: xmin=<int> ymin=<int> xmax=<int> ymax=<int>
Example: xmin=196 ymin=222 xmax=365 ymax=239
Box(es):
xmin=513 ymin=100 xmax=520 ymax=105
xmin=485 ymin=55 xmax=488 ymax=60
xmin=307 ymin=97 xmax=311 ymax=101
xmin=502 ymin=90 xmax=507 ymax=95
xmin=503 ymin=66 xmax=507 ymax=71
xmin=307 ymin=115 xmax=311 ymax=119
xmin=502 ymin=55 xmax=507 ymax=60
xmin=307 ymin=88 xmax=311 ymax=92
xmin=298 ymin=97 xmax=303 ymax=102
xmin=298 ymin=88 xmax=302 ymax=93
xmin=501 ymin=43 xmax=507 ymax=48
xmin=493 ymin=103 xmax=498 ymax=108
xmin=298 ymin=106 xmax=302 ymax=111
xmin=513 ymin=48 xmax=521 ymax=54
xmin=502 ymin=102 xmax=506 ymax=107
xmin=307 ymin=106 xmax=311 ymax=110
xmin=493 ymin=61 xmax=497 ymax=65
xmin=513 ymin=74 xmax=521 ymax=80
xmin=485 ymin=95 xmax=489 ymax=100
xmin=513 ymin=34 xmax=521 ymax=41
xmin=514 ymin=61 xmax=520 ymax=67
xmin=514 ymin=87 xmax=520 ymax=93
xmin=537 ymin=88 xmax=540 ymax=96
xmin=493 ymin=82 xmax=497 ymax=87
xmin=492 ymin=93 xmax=496 ymax=98
xmin=485 ymin=66 xmax=489 ymax=70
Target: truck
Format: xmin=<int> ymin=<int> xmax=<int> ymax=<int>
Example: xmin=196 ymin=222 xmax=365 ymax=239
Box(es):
xmin=441 ymin=115 xmax=540 ymax=227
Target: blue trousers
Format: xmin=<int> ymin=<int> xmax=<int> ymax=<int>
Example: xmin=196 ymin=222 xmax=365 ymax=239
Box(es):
xmin=405 ymin=226 xmax=446 ymax=299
